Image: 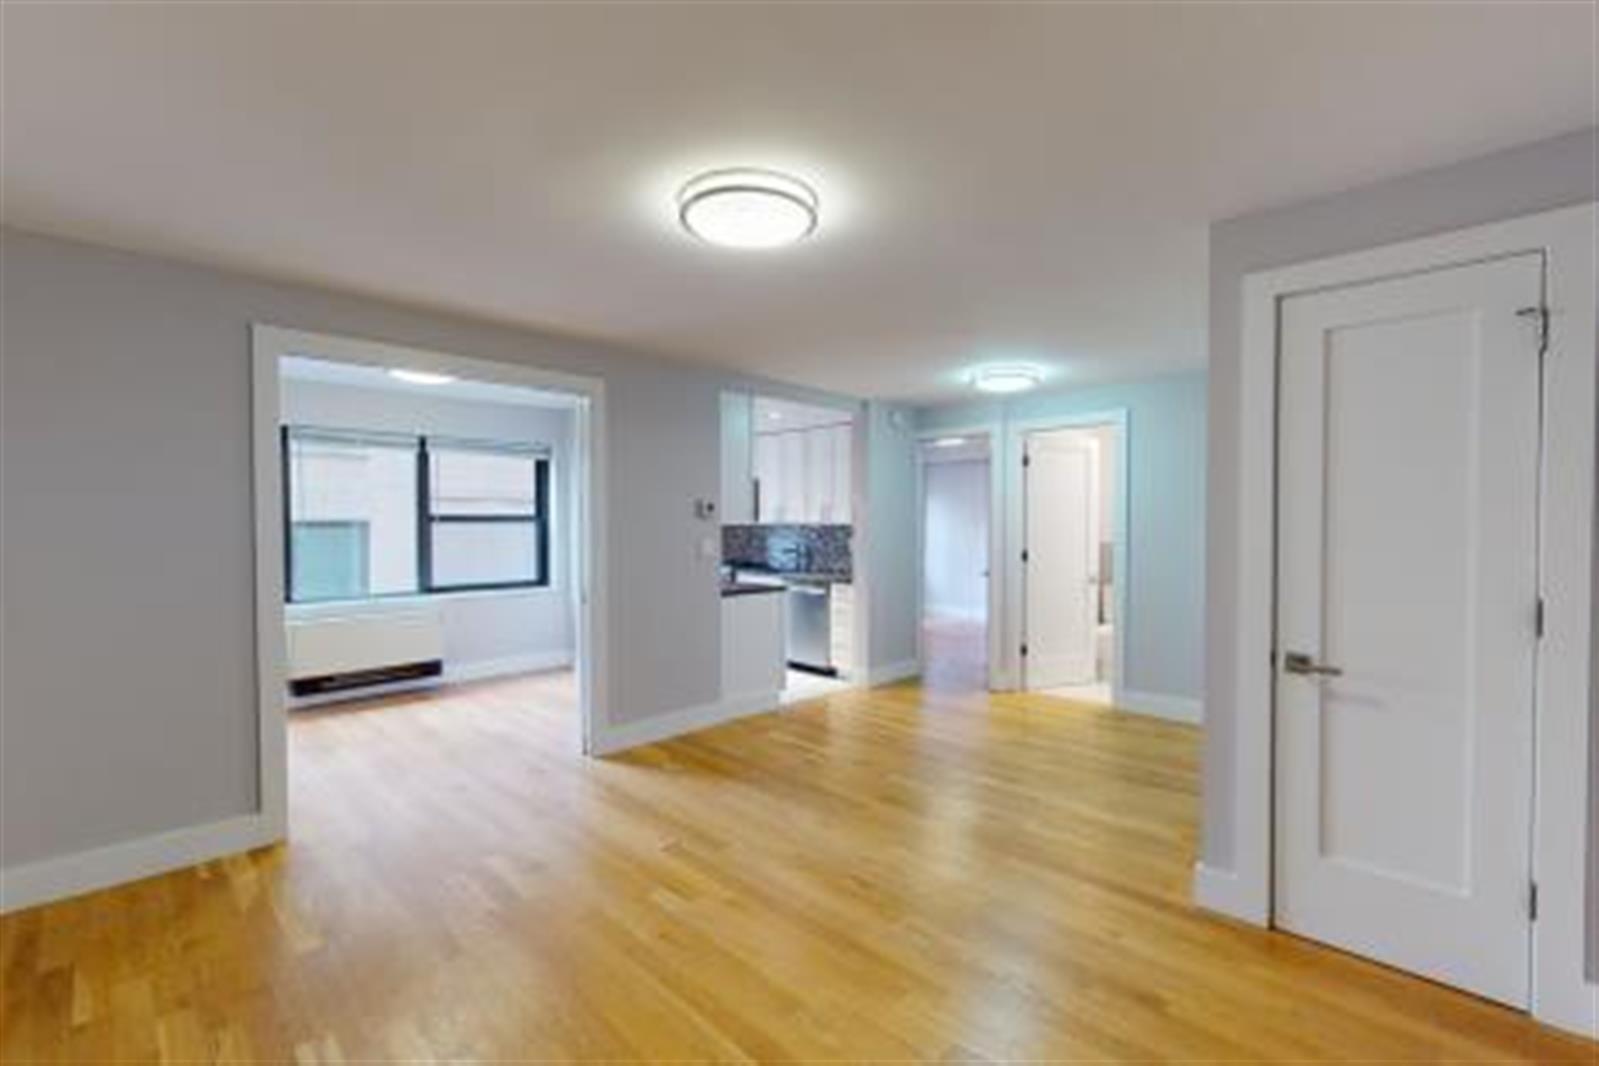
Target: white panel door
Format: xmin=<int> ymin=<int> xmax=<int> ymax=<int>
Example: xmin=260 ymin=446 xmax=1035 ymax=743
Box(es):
xmin=1275 ymin=254 xmax=1542 ymax=1007
xmin=1023 ymin=431 xmax=1098 ymax=689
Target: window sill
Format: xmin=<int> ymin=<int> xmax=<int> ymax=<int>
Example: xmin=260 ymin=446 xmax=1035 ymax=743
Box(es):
xmin=286 ymin=585 xmax=563 ymax=620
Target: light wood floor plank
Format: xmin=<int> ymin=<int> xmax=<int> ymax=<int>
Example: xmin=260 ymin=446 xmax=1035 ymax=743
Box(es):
xmin=2 ymin=671 xmax=1592 ymax=1061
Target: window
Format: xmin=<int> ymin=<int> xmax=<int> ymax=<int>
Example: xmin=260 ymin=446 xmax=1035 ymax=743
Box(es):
xmin=285 ymin=431 xmax=419 ymax=602
xmin=425 ymin=441 xmax=549 ymax=592
xmin=284 ymin=428 xmax=550 ymax=603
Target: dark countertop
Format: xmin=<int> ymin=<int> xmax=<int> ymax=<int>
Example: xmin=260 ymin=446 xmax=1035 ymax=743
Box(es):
xmin=720 ymin=581 xmax=787 ymax=598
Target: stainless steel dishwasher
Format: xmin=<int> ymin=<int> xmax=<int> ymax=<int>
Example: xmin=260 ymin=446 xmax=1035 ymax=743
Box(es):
xmin=785 ymin=581 xmax=835 ymax=675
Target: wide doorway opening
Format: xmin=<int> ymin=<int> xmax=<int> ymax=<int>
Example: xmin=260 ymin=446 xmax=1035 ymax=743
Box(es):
xmin=918 ymin=432 xmax=992 ymax=692
xmin=252 ymin=326 xmax=605 ymax=836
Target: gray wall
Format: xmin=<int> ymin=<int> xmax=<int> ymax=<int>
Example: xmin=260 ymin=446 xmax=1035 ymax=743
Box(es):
xmin=0 ymin=227 xmax=861 ymax=869
xmin=918 ymin=372 xmax=1207 ymax=702
xmin=1203 ymin=129 xmax=1597 ymax=967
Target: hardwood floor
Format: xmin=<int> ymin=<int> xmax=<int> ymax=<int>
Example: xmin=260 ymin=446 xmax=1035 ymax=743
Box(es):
xmin=2 ymin=673 xmax=1593 ymax=1061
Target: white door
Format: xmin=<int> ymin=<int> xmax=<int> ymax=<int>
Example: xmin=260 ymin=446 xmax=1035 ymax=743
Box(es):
xmin=1024 ymin=430 xmax=1098 ymax=689
xmin=1274 ymin=254 xmax=1542 ymax=1007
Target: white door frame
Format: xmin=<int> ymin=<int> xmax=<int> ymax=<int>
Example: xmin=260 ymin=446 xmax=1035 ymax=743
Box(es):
xmin=1205 ymin=202 xmax=1597 ymax=1037
xmin=250 ymin=324 xmax=610 ymax=839
xmin=1008 ymin=410 xmax=1129 ymax=705
xmin=913 ymin=425 xmax=1002 ymax=689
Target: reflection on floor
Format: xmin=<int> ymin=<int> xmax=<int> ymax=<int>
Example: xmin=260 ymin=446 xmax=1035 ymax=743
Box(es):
xmin=921 ymin=612 xmax=987 ymax=691
xmin=781 ymin=668 xmax=850 ymax=705
xmin=6 ymin=671 xmax=1591 ymax=1059
xmin=1044 ymin=680 xmax=1113 ymax=705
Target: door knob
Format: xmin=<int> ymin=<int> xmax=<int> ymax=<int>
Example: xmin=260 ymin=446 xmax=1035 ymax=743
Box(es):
xmin=1282 ymin=651 xmax=1342 ymax=677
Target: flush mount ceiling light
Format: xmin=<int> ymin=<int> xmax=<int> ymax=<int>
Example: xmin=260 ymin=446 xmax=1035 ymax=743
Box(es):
xmin=677 ymin=168 xmax=819 ymax=250
xmin=932 ymin=436 xmax=968 ymax=448
xmin=971 ymin=365 xmax=1043 ymax=394
xmin=388 ymin=368 xmax=456 ymax=386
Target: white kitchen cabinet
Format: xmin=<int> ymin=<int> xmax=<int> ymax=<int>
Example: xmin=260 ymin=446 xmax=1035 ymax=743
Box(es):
xmin=828 ymin=423 xmax=853 ymax=524
xmin=805 ymin=427 xmax=833 ymax=523
xmin=719 ymin=391 xmax=755 ymax=524
xmin=753 ymin=433 xmax=780 ymax=523
xmin=776 ymin=432 xmax=805 ymax=522
xmin=753 ymin=421 xmax=854 ymax=524
xmin=721 ymin=590 xmax=786 ymax=702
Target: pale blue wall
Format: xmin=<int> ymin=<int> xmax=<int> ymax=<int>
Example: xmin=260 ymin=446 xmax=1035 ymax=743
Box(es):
xmin=917 ymin=371 xmax=1206 ymax=702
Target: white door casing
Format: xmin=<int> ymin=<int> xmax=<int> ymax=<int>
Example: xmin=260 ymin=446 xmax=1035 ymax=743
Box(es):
xmin=1273 ymin=254 xmax=1542 ymax=1007
xmin=1024 ymin=430 xmax=1100 ymax=689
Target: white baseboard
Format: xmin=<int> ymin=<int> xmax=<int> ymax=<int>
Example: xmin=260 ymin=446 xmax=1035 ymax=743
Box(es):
xmin=1119 ymin=689 xmax=1203 ymax=724
xmin=1192 ymin=861 xmax=1269 ymax=926
xmin=866 ymin=659 xmax=921 ymax=686
xmin=590 ymin=690 xmax=780 ymax=756
xmin=447 ymin=650 xmax=573 ymax=683
xmin=1535 ymin=978 xmax=1599 ymax=1040
xmin=0 ymin=813 xmax=279 ymax=915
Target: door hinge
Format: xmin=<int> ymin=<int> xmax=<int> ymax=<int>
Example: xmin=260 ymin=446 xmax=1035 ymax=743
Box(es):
xmin=1022 ymin=453 xmax=1031 ymax=468
xmin=1020 ymin=643 xmax=1029 ymax=658
xmin=1529 ymin=881 xmax=1539 ymax=922
xmin=1021 ymin=548 xmax=1030 ymax=563
xmin=1534 ymin=597 xmax=1545 ymax=639
xmin=1517 ymin=305 xmax=1549 ymax=354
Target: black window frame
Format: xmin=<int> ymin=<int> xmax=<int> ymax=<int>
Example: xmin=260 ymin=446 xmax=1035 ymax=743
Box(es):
xmin=283 ymin=426 xmax=551 ymax=604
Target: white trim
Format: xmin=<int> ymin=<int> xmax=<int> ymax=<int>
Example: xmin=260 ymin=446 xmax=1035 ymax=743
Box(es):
xmin=1007 ymin=409 xmax=1130 ymax=705
xmin=447 ymin=650 xmax=573 ymax=683
xmin=866 ymin=659 xmax=922 ymax=687
xmin=252 ymin=323 xmax=610 ymax=823
xmin=1222 ymin=203 xmax=1598 ymax=1036
xmin=1191 ymin=862 xmax=1265 ymax=925
xmin=589 ymin=691 xmax=780 ymax=756
xmin=913 ymin=423 xmax=1003 ymax=690
xmin=1118 ymin=689 xmax=1202 ymax=725
xmin=0 ymin=815 xmax=276 ymax=915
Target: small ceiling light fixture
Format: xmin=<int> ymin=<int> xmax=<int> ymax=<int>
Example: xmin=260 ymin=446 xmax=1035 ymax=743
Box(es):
xmin=677 ymin=168 xmax=819 ymax=250
xmin=388 ymin=368 xmax=456 ymax=386
xmin=972 ymin=365 xmax=1043 ymax=394
xmin=932 ymin=436 xmax=968 ymax=449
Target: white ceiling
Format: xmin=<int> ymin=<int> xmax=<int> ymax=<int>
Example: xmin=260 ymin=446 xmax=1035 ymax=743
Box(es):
xmin=3 ymin=4 xmax=1592 ymax=403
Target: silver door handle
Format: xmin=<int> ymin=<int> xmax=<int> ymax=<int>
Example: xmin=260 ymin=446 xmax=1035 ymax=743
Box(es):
xmin=1283 ymin=651 xmax=1342 ymax=677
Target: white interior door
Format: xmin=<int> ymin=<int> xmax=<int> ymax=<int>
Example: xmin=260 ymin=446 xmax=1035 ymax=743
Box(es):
xmin=1024 ymin=431 xmax=1098 ymax=689
xmin=1274 ymin=253 xmax=1542 ymax=1007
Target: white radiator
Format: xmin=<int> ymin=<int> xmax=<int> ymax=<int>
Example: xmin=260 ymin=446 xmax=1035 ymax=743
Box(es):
xmin=286 ymin=609 xmax=445 ymax=696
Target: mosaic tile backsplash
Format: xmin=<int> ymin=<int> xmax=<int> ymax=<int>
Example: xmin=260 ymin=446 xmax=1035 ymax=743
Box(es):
xmin=722 ymin=524 xmax=853 ymax=578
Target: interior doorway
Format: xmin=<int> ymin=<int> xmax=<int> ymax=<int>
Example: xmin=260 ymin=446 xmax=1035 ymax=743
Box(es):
xmin=918 ymin=433 xmax=992 ymax=692
xmin=1022 ymin=421 xmax=1122 ymax=704
xmin=251 ymin=325 xmax=607 ymax=840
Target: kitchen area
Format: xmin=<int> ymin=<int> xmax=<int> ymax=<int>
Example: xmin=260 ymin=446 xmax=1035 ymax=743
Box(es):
xmin=719 ymin=392 xmax=857 ymax=707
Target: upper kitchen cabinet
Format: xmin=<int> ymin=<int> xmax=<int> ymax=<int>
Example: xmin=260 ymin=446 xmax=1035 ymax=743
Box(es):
xmin=720 ymin=391 xmax=756 ymax=524
xmin=746 ymin=397 xmax=855 ymax=525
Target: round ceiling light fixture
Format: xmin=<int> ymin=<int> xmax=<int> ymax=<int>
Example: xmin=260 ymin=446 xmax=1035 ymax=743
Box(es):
xmin=971 ymin=365 xmax=1043 ymax=394
xmin=677 ymin=168 xmax=819 ymax=250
